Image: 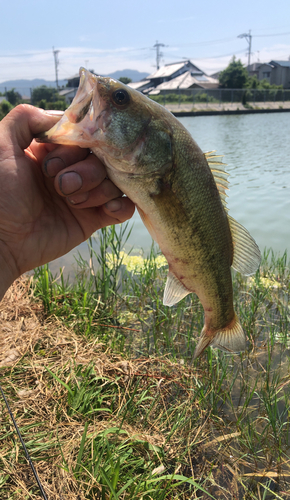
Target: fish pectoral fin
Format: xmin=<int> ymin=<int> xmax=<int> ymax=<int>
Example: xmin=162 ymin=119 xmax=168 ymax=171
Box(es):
xmin=193 ymin=314 xmax=246 ymax=359
xmin=163 ymin=272 xmax=190 ymax=307
xmin=228 ymin=215 xmax=261 ymax=276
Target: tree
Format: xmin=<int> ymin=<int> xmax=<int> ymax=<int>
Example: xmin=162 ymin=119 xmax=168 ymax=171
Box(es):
xmin=31 ymin=86 xmax=58 ymax=105
xmin=219 ymin=57 xmax=248 ymax=89
xmin=119 ymin=77 xmax=132 ymax=85
xmin=6 ymin=88 xmax=21 ymax=105
xmin=0 ymin=100 xmax=13 ymax=120
xmin=246 ymin=75 xmax=260 ymax=89
xmin=246 ymin=76 xmax=283 ymax=90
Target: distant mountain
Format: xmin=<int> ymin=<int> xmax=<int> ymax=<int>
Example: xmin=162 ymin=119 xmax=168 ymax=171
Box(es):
xmin=0 ymin=70 xmax=149 ymax=98
xmin=105 ymin=69 xmax=149 ymax=82
xmin=0 ymin=78 xmax=67 ymax=97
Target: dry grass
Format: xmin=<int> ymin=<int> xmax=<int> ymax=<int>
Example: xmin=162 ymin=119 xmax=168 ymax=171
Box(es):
xmin=1 ymin=272 xmax=290 ymax=499
xmin=0 ymin=278 xmax=208 ymax=498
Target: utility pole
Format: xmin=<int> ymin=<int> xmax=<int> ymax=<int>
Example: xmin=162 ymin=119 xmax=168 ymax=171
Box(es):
xmin=52 ymin=47 xmax=60 ymax=89
xmin=153 ymin=41 xmax=165 ymax=70
xmin=238 ymin=30 xmax=252 ymax=67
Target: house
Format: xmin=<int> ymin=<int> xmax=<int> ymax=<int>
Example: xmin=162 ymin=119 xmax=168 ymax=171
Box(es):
xmin=247 ymin=62 xmax=274 ymax=82
xmin=66 ymin=73 xmax=81 ymax=88
xmin=59 ymin=88 xmax=78 ymax=105
xmin=128 ymin=60 xmax=218 ymax=94
xmin=247 ymin=62 xmax=262 ymax=79
xmin=149 ymin=70 xmax=218 ymax=94
xmin=127 ymin=80 xmax=153 ymax=93
xmin=210 ymin=71 xmax=221 ymax=80
xmin=156 ymin=71 xmax=219 ymax=92
xmin=269 ymin=60 xmax=290 ymax=88
xmin=146 ymin=60 xmax=204 ymax=86
xmin=63 ymin=70 xmax=96 ymax=101
xmin=246 ymin=60 xmax=290 ymax=88
xmin=257 ymin=63 xmax=274 ymax=82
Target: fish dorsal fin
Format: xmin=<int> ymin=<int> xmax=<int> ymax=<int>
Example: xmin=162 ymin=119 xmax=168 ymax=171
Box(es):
xmin=204 ymin=151 xmax=229 ymax=211
xmin=163 ymin=272 xmax=191 ymax=307
xmin=228 ymin=215 xmax=261 ymax=275
xmin=205 ymin=151 xmax=261 ymax=276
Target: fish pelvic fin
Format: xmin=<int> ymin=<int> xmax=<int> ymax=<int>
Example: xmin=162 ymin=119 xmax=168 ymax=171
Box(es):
xmin=193 ymin=314 xmax=246 ymax=360
xmin=163 ymin=272 xmax=191 ymax=306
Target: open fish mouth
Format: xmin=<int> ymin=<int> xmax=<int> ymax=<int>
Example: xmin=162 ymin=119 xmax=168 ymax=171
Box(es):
xmin=36 ymin=66 xmax=261 ymax=361
xmin=37 ymin=68 xmax=105 ymax=146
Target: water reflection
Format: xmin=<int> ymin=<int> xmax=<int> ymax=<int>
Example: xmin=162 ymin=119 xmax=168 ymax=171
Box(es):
xmin=49 ymin=112 xmax=290 ymax=276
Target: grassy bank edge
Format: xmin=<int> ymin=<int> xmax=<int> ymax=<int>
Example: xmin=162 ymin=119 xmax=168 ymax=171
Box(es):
xmin=0 ymin=234 xmax=290 ymax=499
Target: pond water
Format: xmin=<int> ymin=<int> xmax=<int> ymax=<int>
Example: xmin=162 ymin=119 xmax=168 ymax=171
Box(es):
xmin=49 ymin=111 xmax=290 ymax=276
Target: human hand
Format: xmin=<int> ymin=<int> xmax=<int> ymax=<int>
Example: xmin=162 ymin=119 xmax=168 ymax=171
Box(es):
xmin=0 ymin=105 xmax=135 ymax=298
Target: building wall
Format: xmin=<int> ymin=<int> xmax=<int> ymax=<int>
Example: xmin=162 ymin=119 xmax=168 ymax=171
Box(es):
xmin=248 ymin=62 xmax=290 ymax=88
xmin=258 ymin=64 xmax=272 ymax=82
xmin=59 ymin=89 xmax=77 ymax=104
xmin=270 ymin=66 xmax=290 ymax=88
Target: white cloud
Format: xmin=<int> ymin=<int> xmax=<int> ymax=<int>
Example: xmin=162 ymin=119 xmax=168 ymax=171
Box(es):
xmin=1 ymin=43 xmax=290 ymax=83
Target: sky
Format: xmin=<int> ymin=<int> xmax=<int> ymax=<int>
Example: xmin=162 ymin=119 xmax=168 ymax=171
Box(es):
xmin=0 ymin=0 xmax=290 ymax=83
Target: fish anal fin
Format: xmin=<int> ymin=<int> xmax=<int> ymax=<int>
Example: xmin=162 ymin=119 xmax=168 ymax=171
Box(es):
xmin=163 ymin=272 xmax=190 ymax=307
xmin=193 ymin=314 xmax=246 ymax=360
xmin=228 ymin=215 xmax=261 ymax=276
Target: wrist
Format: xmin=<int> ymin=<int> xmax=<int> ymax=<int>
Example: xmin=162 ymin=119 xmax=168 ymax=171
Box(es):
xmin=0 ymin=242 xmax=20 ymax=301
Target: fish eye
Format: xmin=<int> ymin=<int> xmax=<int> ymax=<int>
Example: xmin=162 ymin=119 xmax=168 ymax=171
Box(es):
xmin=112 ymin=89 xmax=130 ymax=106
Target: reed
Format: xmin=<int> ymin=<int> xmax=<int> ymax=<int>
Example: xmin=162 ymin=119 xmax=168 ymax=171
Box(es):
xmin=0 ymin=226 xmax=290 ymax=498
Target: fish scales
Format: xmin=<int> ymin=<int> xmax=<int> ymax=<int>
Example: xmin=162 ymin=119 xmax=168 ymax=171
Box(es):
xmin=37 ymin=68 xmax=261 ymax=359
xmin=103 ymin=111 xmax=235 ymax=332
xmin=149 ymin=123 xmax=235 ymax=327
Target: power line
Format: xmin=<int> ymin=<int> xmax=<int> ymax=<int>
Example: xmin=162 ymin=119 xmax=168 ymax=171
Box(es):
xmin=254 ymin=31 xmax=290 ymax=37
xmin=0 ymin=30 xmax=289 ymax=61
xmin=0 ymin=51 xmax=52 ymax=58
xmin=169 ymin=37 xmax=237 ymax=48
xmin=164 ymin=49 xmax=246 ymax=63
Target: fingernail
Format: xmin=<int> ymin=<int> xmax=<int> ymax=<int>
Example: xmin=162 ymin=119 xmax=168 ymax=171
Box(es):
xmin=105 ymin=199 xmax=122 ymax=212
xmin=44 ymin=157 xmax=66 ymax=177
xmin=59 ymin=172 xmax=83 ymax=195
xmin=68 ymin=192 xmax=89 ymax=204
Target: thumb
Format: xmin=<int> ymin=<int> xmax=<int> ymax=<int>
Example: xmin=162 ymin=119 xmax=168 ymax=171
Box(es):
xmin=1 ymin=104 xmax=62 ymax=152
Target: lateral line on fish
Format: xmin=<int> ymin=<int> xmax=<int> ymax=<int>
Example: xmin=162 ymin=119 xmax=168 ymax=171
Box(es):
xmin=38 ymin=68 xmax=261 ymax=360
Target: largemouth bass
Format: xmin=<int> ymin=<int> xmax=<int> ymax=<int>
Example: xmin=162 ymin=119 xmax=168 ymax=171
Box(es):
xmin=38 ymin=68 xmax=261 ymax=359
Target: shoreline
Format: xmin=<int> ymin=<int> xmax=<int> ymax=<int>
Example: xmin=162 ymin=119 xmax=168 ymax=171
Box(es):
xmin=172 ymin=107 xmax=290 ymax=117
xmin=159 ymin=100 xmax=290 ymax=117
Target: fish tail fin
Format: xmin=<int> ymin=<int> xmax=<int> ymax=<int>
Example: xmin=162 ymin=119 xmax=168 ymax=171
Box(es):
xmin=193 ymin=314 xmax=246 ymax=360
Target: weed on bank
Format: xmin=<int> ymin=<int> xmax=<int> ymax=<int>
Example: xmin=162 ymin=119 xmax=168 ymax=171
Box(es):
xmin=0 ymin=227 xmax=290 ymax=498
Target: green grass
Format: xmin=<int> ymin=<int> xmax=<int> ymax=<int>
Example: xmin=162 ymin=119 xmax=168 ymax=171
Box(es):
xmin=1 ymin=226 xmax=290 ymax=498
